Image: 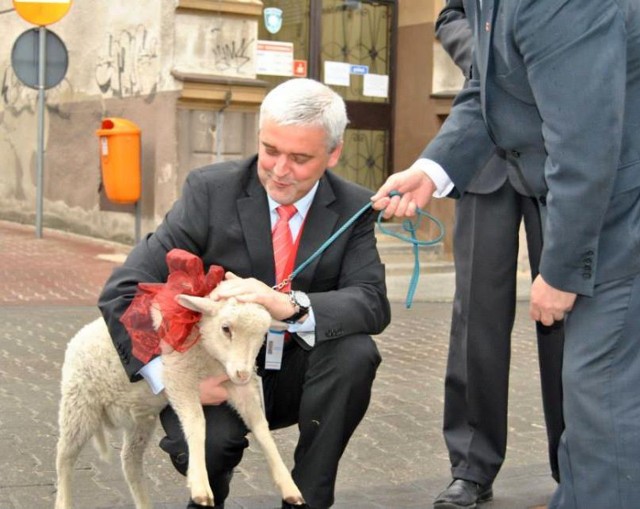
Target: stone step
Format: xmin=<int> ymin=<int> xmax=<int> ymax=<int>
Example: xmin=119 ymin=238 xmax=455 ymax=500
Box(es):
xmin=378 ymin=242 xmax=445 ymax=262
xmin=383 ymin=260 xmax=455 ymax=276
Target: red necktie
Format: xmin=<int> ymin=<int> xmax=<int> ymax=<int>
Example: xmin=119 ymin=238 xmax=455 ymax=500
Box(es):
xmin=273 ymin=204 xmax=297 ymax=291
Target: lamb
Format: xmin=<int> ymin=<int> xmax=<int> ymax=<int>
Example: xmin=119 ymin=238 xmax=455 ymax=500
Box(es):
xmin=54 ymin=293 xmax=304 ymax=509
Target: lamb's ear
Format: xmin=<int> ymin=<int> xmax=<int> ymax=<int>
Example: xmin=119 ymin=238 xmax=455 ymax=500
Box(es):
xmin=175 ymin=295 xmax=219 ymax=315
xmin=269 ymin=319 xmax=289 ymax=332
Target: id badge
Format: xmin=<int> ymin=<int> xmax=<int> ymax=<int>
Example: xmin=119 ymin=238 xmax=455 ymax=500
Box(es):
xmin=265 ymin=330 xmax=285 ymax=370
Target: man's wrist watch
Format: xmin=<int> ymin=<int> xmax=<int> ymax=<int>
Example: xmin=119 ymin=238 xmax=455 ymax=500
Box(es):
xmin=284 ymin=291 xmax=311 ymax=323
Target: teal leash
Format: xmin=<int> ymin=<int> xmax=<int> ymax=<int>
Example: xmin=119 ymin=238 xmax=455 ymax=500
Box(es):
xmin=274 ymin=192 xmax=445 ymax=309
xmin=376 ymin=207 xmax=445 ymax=308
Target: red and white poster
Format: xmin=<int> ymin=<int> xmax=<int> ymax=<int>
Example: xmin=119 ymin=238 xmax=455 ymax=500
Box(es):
xmin=256 ymin=40 xmax=293 ymax=77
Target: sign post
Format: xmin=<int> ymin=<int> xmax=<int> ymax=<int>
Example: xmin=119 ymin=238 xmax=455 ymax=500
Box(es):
xmin=12 ymin=0 xmax=72 ymax=238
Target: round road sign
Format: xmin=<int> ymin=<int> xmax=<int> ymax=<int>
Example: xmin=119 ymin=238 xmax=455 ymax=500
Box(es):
xmin=12 ymin=0 xmax=72 ymax=26
xmin=11 ymin=28 xmax=68 ymax=89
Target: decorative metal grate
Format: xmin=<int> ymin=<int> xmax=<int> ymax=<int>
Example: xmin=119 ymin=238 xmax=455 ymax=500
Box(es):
xmin=333 ymin=129 xmax=387 ymax=190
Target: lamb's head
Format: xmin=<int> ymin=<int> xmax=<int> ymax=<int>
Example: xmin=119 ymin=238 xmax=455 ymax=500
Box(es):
xmin=176 ymin=295 xmax=272 ymax=385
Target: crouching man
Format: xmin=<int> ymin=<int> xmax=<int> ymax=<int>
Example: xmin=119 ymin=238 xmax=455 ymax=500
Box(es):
xmin=99 ymin=78 xmax=391 ymax=509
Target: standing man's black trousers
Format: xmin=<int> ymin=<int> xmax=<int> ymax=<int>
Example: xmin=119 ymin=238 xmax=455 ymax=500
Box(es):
xmin=444 ymin=181 xmax=565 ymax=486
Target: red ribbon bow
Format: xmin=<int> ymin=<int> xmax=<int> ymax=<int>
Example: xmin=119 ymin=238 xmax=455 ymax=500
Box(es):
xmin=120 ymin=249 xmax=225 ymax=363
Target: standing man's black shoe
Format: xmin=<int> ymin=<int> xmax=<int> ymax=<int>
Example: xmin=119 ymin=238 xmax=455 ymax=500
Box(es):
xmin=433 ymin=479 xmax=493 ymax=509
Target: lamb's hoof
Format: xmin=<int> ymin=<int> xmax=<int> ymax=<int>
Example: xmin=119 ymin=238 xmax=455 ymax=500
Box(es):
xmin=191 ymin=491 xmax=215 ymax=507
xmin=282 ymin=498 xmax=307 ymax=507
xmin=280 ymin=478 xmax=304 ymax=505
xmin=283 ymin=493 xmax=305 ymax=505
xmin=188 ymin=499 xmax=215 ymax=508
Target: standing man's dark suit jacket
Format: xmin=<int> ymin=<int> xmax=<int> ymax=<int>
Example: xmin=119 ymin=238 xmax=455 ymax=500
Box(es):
xmin=99 ymin=155 xmax=390 ymax=381
xmin=436 ymin=0 xmax=523 ymax=196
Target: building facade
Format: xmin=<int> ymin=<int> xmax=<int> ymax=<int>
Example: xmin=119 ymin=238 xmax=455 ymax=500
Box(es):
xmin=1 ymin=0 xmax=457 ymax=248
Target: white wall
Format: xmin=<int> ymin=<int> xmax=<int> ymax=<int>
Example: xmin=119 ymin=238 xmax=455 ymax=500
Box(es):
xmin=0 ymin=1 xmax=260 ymax=242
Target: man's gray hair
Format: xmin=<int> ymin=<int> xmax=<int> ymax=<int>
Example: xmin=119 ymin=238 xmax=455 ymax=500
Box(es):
xmin=259 ymin=78 xmax=348 ymax=152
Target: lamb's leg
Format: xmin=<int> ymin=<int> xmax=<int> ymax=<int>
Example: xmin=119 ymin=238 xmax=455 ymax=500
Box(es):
xmin=55 ymin=398 xmax=102 ymax=509
xmin=229 ymin=382 xmax=304 ymax=505
xmin=172 ymin=398 xmax=214 ymax=506
xmin=55 ymin=435 xmax=83 ymax=509
xmin=164 ymin=365 xmax=215 ymax=507
xmin=121 ymin=415 xmax=157 ymax=509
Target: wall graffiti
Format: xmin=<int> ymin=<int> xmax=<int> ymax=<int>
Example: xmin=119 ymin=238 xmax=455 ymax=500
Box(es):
xmin=210 ymin=28 xmax=254 ymax=75
xmin=95 ymin=24 xmax=159 ymax=99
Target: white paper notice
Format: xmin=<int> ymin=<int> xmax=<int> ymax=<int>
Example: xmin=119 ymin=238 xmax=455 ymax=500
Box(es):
xmin=256 ymin=40 xmax=293 ymax=77
xmin=324 ymin=61 xmax=351 ymax=87
xmin=363 ymin=73 xmax=389 ymax=98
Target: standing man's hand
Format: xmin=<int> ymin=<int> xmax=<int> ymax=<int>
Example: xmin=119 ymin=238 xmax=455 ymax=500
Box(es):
xmin=530 ymin=275 xmax=577 ymax=326
xmin=371 ymin=167 xmax=436 ymax=218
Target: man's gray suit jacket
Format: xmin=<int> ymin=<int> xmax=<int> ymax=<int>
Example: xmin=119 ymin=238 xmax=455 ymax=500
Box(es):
xmin=424 ymin=0 xmax=640 ymax=296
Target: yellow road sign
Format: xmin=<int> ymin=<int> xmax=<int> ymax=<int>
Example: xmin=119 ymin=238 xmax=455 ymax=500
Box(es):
xmin=13 ymin=0 xmax=72 ymax=26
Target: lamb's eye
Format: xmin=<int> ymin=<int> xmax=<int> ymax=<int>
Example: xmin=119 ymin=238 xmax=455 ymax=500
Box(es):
xmin=221 ymin=325 xmax=232 ymax=337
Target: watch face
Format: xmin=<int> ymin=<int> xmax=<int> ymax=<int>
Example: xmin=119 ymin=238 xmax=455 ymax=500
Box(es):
xmin=294 ymin=291 xmax=311 ymax=308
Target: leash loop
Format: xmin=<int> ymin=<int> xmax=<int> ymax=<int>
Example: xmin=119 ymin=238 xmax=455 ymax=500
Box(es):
xmin=375 ymin=194 xmax=445 ymax=307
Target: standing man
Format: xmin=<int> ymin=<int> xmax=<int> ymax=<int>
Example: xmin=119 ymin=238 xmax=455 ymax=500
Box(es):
xmin=432 ymin=2 xmax=564 ymax=508
xmin=99 ymin=78 xmax=390 ymax=509
xmin=373 ymin=1 xmax=640 ymax=509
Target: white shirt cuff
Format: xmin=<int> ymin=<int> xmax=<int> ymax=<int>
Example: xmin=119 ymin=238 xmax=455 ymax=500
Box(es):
xmin=137 ymin=357 xmax=164 ymax=395
xmin=288 ymin=307 xmax=316 ymax=347
xmin=411 ymin=158 xmax=454 ymax=198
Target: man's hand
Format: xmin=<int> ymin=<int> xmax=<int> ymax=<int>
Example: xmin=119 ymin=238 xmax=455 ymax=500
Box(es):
xmin=370 ymin=167 xmax=436 ymax=218
xmin=530 ymin=275 xmax=577 ymax=326
xmin=212 ymin=272 xmax=295 ymax=321
xmin=199 ymin=374 xmax=230 ymax=405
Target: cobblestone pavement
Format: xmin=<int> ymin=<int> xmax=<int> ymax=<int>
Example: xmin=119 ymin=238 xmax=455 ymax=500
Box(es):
xmin=0 ymin=221 xmax=556 ymax=509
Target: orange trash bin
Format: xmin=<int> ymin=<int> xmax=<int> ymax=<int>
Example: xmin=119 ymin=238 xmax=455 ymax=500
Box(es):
xmin=96 ymin=118 xmax=141 ymax=204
